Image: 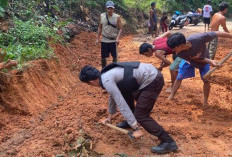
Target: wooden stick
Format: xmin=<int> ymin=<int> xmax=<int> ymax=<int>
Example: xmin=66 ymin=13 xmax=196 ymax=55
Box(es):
xmin=104 ymin=123 xmax=129 ymax=135
xmin=203 ymin=52 xmax=232 ymax=79
xmin=100 ymin=122 xmax=134 ymax=139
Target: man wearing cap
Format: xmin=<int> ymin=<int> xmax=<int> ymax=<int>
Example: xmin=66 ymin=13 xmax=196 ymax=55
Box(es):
xmin=96 ymin=1 xmax=123 ymax=68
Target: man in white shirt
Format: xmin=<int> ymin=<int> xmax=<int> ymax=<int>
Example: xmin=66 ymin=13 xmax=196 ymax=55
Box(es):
xmin=203 ymin=0 xmax=213 ymax=31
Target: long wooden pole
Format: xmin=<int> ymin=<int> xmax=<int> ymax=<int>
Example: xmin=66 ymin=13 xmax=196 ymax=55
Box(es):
xmin=104 ymin=123 xmax=129 ymax=134
xmin=103 ymin=122 xmax=134 ymax=139
xmin=203 ymin=52 xmax=232 ymax=79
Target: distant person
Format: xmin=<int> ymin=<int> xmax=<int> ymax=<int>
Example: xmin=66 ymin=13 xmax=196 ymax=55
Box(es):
xmin=167 ymin=31 xmax=232 ymax=106
xmin=139 ymin=32 xmax=182 ymax=93
xmin=159 ymin=12 xmax=168 ymax=33
xmin=197 ymin=8 xmax=203 ymax=14
xmin=96 ymin=1 xmax=123 ymax=68
xmin=203 ymin=0 xmax=213 ymax=31
xmin=150 ymin=2 xmax=158 ymax=37
xmin=209 ymin=2 xmax=229 ymax=59
xmin=79 ymin=62 xmax=178 ymax=154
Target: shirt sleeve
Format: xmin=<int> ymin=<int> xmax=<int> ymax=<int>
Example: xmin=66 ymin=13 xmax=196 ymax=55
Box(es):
xmin=200 ymin=32 xmax=217 ymax=43
xmin=108 ymin=96 xmax=117 ymax=114
xmin=102 ymin=77 xmax=138 ymax=128
xmin=177 ymin=52 xmax=190 ymax=61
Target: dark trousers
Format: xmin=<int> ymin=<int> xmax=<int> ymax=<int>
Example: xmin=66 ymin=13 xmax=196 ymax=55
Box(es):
xmin=122 ymin=72 xmax=173 ymax=142
xmin=101 ymin=42 xmax=117 ymax=68
xmin=160 ymin=21 xmax=168 ymax=33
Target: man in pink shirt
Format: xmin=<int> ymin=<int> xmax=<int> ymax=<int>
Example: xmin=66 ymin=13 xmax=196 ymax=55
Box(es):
xmin=139 ymin=32 xmax=182 ymax=92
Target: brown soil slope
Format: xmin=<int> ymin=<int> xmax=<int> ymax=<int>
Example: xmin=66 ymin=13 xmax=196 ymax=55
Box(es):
xmin=0 ymin=27 xmax=232 ymax=157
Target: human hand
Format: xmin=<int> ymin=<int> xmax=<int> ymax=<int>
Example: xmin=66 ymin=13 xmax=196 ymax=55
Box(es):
xmin=100 ymin=117 xmax=112 ymax=125
xmin=132 ymin=129 xmax=143 ymax=139
xmin=116 ymin=38 xmax=120 ymax=46
xmin=157 ymin=66 xmax=163 ymax=71
xmin=210 ymin=60 xmax=221 ymax=67
xmin=95 ymin=39 xmax=100 ymax=45
xmin=168 ymin=94 xmax=174 ymax=100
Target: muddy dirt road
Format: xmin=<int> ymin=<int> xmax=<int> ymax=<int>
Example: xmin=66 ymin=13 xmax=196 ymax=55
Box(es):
xmin=0 ymin=22 xmax=232 ymax=157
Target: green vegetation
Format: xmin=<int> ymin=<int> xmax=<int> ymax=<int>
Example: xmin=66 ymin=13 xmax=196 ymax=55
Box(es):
xmin=55 ymin=130 xmax=102 ymax=157
xmin=123 ymin=0 xmax=232 ymax=15
xmin=0 ymin=18 xmax=61 ymax=67
xmin=0 ymin=0 xmax=7 ymax=17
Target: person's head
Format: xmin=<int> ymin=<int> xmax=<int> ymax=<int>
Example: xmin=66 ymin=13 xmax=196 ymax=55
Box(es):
xmin=167 ymin=33 xmax=187 ymax=53
xmin=105 ymin=1 xmax=115 ymax=15
xmin=162 ymin=12 xmax=167 ymax=17
xmin=139 ymin=43 xmax=153 ymax=57
xmin=151 ymin=2 xmax=156 ymax=8
xmin=207 ymin=0 xmax=211 ymax=4
xmin=79 ymin=65 xmax=100 ymax=87
xmin=219 ymin=2 xmax=229 ymax=14
xmin=197 ymin=8 xmax=202 ymax=14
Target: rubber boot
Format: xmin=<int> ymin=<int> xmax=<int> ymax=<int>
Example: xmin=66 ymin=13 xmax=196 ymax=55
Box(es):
xmin=101 ymin=58 xmax=107 ymax=68
xmin=151 ymin=130 xmax=178 ymax=154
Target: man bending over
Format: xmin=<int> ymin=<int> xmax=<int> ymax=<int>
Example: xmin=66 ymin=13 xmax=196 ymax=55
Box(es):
xmin=79 ymin=62 xmax=178 ymax=154
xmin=167 ymin=31 xmax=232 ymax=105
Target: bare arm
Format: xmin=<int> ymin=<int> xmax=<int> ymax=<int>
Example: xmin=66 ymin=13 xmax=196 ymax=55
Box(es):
xmin=150 ymin=9 xmax=154 ymax=24
xmin=156 ymin=31 xmax=171 ymax=40
xmin=116 ymin=17 xmax=123 ymax=43
xmin=215 ymin=31 xmax=232 ymax=38
xmin=192 ymin=58 xmax=220 ymax=67
xmin=97 ymin=16 xmax=102 ymax=42
xmin=155 ymin=50 xmax=171 ymax=68
xmin=221 ymin=18 xmax=229 ymax=33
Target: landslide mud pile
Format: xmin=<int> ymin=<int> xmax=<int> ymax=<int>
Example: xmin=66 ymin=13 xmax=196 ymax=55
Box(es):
xmin=0 ymin=30 xmax=231 ymax=157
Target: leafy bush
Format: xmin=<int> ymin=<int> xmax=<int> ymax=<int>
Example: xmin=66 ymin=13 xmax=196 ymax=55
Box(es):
xmin=0 ymin=18 xmax=61 ymax=67
xmin=0 ymin=0 xmax=7 ymax=17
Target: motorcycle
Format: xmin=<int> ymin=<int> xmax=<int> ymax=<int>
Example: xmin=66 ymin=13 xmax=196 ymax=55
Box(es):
xmin=186 ymin=11 xmax=202 ymax=25
xmin=169 ymin=11 xmax=188 ymax=30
